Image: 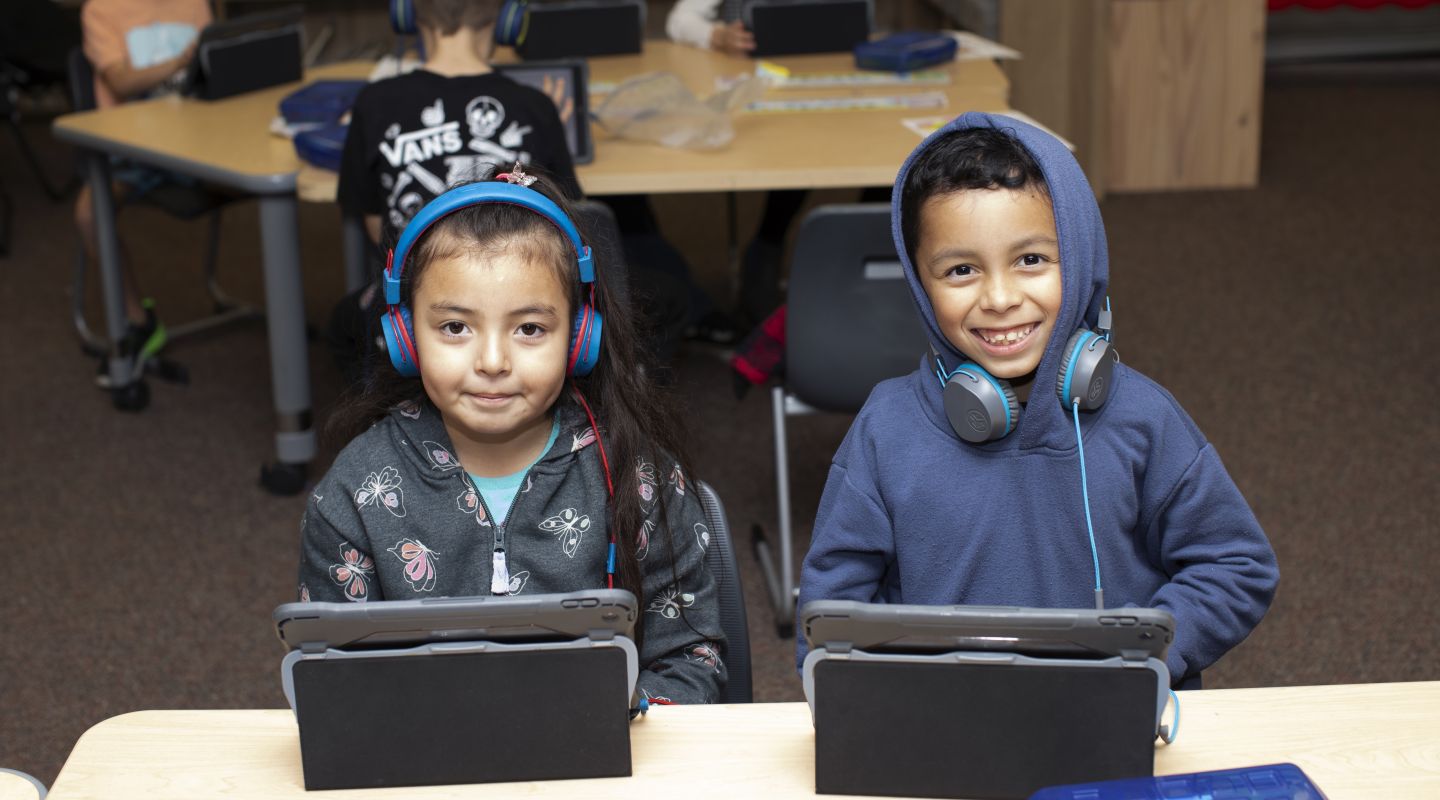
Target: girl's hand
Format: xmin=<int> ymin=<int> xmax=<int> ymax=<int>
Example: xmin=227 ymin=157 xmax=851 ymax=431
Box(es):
xmin=709 ymin=21 xmax=755 ymax=56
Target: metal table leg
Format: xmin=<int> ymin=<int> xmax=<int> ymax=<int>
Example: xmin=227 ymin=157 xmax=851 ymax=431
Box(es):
xmin=85 ymin=151 xmax=149 ymax=410
xmin=256 ymin=193 xmax=314 ymax=495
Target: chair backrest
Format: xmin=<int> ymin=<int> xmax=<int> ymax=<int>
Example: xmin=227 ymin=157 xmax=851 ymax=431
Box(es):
xmin=572 ymin=199 xmax=631 ymax=310
xmin=785 ymin=204 xmax=930 ymax=413
xmin=67 ymin=46 xmax=95 ymax=112
xmin=695 ymin=480 xmax=752 ymax=703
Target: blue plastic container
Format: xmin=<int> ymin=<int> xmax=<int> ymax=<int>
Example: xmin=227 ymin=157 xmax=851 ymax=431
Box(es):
xmin=854 ymin=31 xmax=957 ymax=73
xmin=279 ymin=80 xmax=367 ymax=125
xmin=1029 ymin=762 xmax=1328 ymax=800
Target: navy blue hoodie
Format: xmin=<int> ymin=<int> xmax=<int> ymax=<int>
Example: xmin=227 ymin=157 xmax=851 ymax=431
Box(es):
xmin=795 ymin=112 xmax=1278 ymax=686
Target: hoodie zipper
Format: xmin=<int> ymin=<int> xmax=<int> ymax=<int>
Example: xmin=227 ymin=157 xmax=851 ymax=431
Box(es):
xmin=463 ymin=466 xmax=541 ymax=596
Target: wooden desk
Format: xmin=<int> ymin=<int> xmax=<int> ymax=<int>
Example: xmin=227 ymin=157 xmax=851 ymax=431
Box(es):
xmin=0 ymin=771 xmax=45 ymax=800
xmin=52 ymin=62 xmax=373 ymax=490
xmin=293 ymin=42 xmax=1011 ymax=201
xmin=50 ymin=45 xmax=1006 ymax=488
xmin=45 ymin=682 xmax=1440 ymax=799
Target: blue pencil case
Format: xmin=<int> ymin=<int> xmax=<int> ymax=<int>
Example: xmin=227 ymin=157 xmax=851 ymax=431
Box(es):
xmin=293 ymin=124 xmax=348 ymax=172
xmin=279 ymin=80 xmax=367 ymax=125
xmin=1029 ymin=762 xmax=1328 ymax=800
xmin=854 ymin=31 xmax=957 ymax=73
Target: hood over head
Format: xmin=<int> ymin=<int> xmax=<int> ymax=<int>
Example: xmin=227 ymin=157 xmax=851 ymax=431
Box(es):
xmin=891 ymin=111 xmax=1111 ymax=452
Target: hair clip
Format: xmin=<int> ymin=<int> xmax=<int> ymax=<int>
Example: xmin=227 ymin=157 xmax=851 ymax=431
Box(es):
xmin=496 ymin=162 xmax=537 ymax=188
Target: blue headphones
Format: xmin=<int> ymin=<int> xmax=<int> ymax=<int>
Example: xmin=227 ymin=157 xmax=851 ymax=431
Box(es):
xmin=381 ymin=181 xmax=603 ymax=379
xmin=934 ymin=299 xmax=1116 ymax=443
xmin=390 ymin=0 xmax=528 ymax=45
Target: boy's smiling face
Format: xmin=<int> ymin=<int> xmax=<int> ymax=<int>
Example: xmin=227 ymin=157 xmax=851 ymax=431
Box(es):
xmin=915 ymin=187 xmax=1063 ymax=386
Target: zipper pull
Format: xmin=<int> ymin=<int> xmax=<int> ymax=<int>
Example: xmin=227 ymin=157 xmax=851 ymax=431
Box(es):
xmin=490 ymin=548 xmax=510 ymax=595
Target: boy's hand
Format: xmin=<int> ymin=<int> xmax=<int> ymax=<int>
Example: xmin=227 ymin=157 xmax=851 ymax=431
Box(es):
xmin=709 ymin=21 xmax=755 ymax=56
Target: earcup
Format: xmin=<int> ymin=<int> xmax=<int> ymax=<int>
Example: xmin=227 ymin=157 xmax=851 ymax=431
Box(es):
xmin=389 ymin=0 xmax=417 ymax=35
xmin=494 ymin=0 xmax=528 ymax=46
xmin=942 ymin=364 xmax=1021 ymax=443
xmin=1056 ymin=330 xmax=1117 ymax=411
xmin=568 ymin=302 xmax=604 ymax=377
xmin=382 ymin=305 xmax=420 ymax=378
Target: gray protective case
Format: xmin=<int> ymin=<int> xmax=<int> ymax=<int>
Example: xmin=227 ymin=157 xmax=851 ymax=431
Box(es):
xmin=275 ymin=590 xmax=640 ymax=790
xmin=801 ymin=601 xmax=1175 ymax=799
xmin=802 ymin=600 xmax=1174 ymax=662
xmin=274 ymin=588 xmax=638 ymax=652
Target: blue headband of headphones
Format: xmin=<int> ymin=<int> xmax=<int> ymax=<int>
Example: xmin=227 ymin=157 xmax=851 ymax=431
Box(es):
xmin=384 ymin=181 xmax=595 ymax=306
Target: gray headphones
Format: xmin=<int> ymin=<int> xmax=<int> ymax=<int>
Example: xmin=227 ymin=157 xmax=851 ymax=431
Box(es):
xmin=935 ymin=300 xmax=1117 ymax=443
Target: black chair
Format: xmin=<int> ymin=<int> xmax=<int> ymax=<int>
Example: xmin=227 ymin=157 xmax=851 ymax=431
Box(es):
xmin=751 ymin=204 xmax=929 ymax=636
xmin=696 ymin=480 xmax=753 ymax=703
xmin=65 ymin=46 xmax=257 ymax=362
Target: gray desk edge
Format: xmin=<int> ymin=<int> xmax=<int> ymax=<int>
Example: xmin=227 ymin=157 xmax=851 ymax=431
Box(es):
xmin=51 ymin=123 xmax=298 ymax=195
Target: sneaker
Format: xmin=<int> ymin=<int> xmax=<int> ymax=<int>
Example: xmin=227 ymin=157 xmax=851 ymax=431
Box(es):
xmin=94 ymin=300 xmax=167 ymax=389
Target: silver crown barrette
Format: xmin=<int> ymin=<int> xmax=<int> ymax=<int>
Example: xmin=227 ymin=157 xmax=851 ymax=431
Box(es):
xmin=498 ymin=162 xmax=537 ymax=188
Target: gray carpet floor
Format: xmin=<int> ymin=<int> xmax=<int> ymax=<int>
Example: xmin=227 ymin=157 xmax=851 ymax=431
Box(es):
xmin=2 ymin=71 xmax=1437 ymax=786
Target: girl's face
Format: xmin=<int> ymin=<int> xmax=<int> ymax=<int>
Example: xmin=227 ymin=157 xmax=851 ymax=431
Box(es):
xmin=412 ymin=249 xmax=572 ymax=459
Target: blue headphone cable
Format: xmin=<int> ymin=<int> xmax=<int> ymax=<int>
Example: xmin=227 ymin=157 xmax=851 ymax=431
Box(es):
xmin=1072 ymin=399 xmax=1104 ymax=610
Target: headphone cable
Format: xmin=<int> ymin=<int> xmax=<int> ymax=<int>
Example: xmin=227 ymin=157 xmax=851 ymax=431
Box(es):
xmin=1072 ymin=399 xmax=1104 ymax=610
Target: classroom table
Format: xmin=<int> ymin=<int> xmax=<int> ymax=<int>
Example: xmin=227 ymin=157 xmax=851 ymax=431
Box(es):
xmin=43 ymin=681 xmax=1440 ymax=799
xmin=50 ymin=43 xmax=1009 ymax=494
xmin=0 ymin=770 xmax=46 ymax=800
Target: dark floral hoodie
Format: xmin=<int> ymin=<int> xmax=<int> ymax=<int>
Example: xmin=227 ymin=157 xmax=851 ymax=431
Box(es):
xmin=299 ymin=396 xmax=726 ymax=703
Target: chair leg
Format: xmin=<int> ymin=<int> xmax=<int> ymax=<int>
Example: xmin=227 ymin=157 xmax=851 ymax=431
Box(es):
xmin=71 ymin=236 xmax=110 ymax=357
xmin=752 ymin=384 xmax=798 ymax=637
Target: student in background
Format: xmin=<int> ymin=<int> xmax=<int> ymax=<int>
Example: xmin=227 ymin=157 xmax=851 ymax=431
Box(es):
xmin=797 ymin=114 xmax=1278 ymax=688
xmin=332 ymin=0 xmax=689 ymax=386
xmin=666 ymin=0 xmax=889 ymax=328
xmin=302 ymin=168 xmax=726 ymax=704
xmin=337 ymin=0 xmax=575 ymax=242
xmin=75 ymin=0 xmax=211 ymax=375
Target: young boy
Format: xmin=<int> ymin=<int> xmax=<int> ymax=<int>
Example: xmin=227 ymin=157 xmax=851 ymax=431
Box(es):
xmin=796 ymin=112 xmax=1278 ymax=688
xmin=331 ymin=0 xmax=579 ymax=385
xmin=337 ymin=0 xmax=576 ymax=244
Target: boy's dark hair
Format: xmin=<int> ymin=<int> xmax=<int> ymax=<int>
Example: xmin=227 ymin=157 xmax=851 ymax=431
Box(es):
xmin=326 ymin=166 xmax=699 ymax=651
xmin=900 ymin=127 xmax=1050 ymax=261
xmin=414 ymin=0 xmax=501 ymax=35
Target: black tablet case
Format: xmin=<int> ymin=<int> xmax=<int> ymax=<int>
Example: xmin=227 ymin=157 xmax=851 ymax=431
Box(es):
xmin=517 ymin=1 xmax=644 ymax=60
xmin=748 ymin=0 xmax=872 ymax=58
xmin=812 ymin=657 xmax=1159 ymax=800
xmin=187 ymin=9 xmax=304 ymax=101
xmin=493 ymin=61 xmax=594 ymax=165
xmin=291 ymin=645 xmax=631 ymax=790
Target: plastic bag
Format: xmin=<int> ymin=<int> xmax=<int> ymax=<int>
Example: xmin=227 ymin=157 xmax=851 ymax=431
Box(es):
xmin=592 ymin=72 xmax=764 ymax=151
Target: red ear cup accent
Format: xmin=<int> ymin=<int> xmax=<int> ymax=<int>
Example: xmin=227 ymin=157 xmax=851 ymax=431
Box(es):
xmin=568 ymin=303 xmax=592 ymax=376
xmin=391 ymin=306 xmax=419 ymax=370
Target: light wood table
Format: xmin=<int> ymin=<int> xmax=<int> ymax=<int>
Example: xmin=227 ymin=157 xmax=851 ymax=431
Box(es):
xmin=0 ymin=770 xmax=45 ymax=800
xmin=51 ymin=45 xmax=1006 ymax=491
xmin=52 ymin=61 xmax=373 ymax=492
xmin=45 ymin=682 xmax=1440 ymax=799
xmin=293 ymin=42 xmax=1011 ymax=201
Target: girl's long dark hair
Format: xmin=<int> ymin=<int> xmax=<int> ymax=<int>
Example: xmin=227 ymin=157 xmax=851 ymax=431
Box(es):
xmin=325 ymin=166 xmax=696 ymax=649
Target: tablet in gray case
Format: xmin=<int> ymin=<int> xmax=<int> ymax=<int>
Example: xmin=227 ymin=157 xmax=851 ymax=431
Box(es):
xmin=801 ymin=601 xmax=1175 ymax=800
xmin=275 ymin=590 xmax=639 ymax=790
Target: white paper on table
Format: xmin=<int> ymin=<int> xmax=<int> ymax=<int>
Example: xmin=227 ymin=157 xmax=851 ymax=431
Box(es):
xmin=946 ymin=31 xmax=1023 ymax=61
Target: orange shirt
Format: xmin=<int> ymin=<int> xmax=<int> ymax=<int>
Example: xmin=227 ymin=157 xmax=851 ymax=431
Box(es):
xmin=81 ymin=0 xmax=212 ymax=108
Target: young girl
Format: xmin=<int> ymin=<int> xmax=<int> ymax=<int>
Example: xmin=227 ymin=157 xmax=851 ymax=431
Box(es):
xmin=298 ymin=165 xmax=726 ymax=704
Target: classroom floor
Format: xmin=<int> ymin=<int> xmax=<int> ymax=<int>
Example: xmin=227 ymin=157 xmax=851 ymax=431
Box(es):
xmin=2 ymin=67 xmax=1438 ymax=786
